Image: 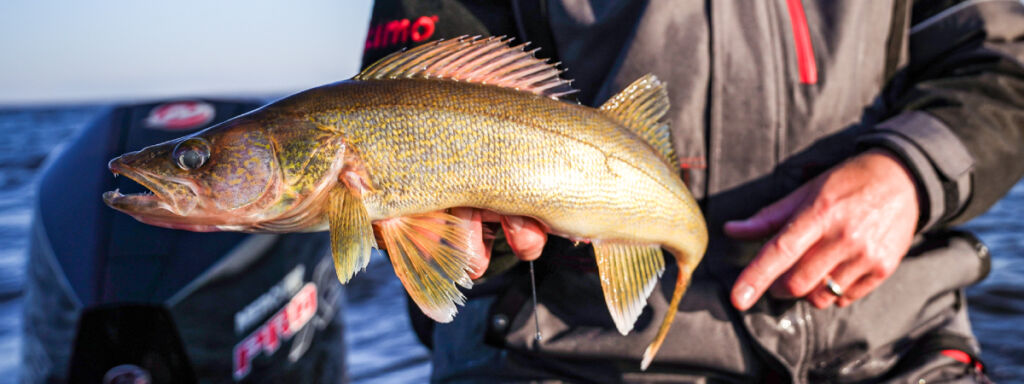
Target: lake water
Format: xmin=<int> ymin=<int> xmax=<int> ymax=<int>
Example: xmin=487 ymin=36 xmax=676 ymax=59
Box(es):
xmin=0 ymin=106 xmax=1020 ymax=382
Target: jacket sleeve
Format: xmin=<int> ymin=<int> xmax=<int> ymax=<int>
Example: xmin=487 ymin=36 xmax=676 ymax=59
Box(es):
xmin=857 ymin=0 xmax=1024 ymax=231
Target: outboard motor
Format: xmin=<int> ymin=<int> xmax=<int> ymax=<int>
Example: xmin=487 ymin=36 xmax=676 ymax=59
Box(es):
xmin=21 ymin=100 xmax=346 ymax=383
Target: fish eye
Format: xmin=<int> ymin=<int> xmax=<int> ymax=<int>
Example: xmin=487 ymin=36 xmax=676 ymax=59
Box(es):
xmin=173 ymin=138 xmax=211 ymax=171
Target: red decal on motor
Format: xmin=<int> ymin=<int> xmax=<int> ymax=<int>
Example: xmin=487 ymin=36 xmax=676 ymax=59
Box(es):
xmin=233 ymin=283 xmax=318 ymax=380
xmin=145 ymin=101 xmax=215 ymax=130
xmin=365 ymin=15 xmax=438 ymax=50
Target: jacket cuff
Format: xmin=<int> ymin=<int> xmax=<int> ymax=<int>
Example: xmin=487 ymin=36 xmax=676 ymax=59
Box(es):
xmin=857 ymin=112 xmax=974 ymax=232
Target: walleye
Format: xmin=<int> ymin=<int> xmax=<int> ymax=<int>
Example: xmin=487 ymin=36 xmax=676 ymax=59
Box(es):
xmin=103 ymin=36 xmax=707 ymax=369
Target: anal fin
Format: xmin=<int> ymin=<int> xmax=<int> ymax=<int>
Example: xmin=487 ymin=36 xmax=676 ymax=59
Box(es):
xmin=327 ymin=187 xmax=376 ymax=284
xmin=377 ymin=211 xmax=475 ymax=323
xmin=593 ymin=243 xmax=666 ymax=335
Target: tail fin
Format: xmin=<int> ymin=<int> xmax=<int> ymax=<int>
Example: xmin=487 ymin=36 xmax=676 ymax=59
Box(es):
xmin=640 ymin=256 xmax=693 ymax=370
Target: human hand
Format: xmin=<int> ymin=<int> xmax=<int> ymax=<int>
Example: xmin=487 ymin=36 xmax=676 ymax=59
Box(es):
xmin=450 ymin=207 xmax=547 ymax=279
xmin=726 ymin=149 xmax=920 ymax=310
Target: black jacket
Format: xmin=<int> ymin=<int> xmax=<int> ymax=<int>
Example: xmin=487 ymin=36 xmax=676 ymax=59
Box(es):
xmin=361 ymin=1 xmax=1023 ymax=382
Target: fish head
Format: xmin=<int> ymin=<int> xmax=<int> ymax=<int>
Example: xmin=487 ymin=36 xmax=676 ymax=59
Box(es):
xmin=103 ymin=113 xmax=342 ymax=232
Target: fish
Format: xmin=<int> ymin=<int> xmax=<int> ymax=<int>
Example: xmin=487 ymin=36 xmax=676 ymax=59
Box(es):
xmin=103 ymin=36 xmax=708 ymax=369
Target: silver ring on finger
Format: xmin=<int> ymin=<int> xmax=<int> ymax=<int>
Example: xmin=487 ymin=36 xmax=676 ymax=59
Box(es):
xmin=824 ymin=277 xmax=844 ymax=297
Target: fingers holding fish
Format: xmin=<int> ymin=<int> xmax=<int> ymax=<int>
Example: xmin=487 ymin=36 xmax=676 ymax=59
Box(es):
xmin=471 ymin=210 xmax=546 ymax=262
xmin=499 ymin=215 xmax=546 ymax=262
xmin=450 ymin=207 xmax=489 ymax=279
xmin=449 ymin=208 xmax=547 ymax=279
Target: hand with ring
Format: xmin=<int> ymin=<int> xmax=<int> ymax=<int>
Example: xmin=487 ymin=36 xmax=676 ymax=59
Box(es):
xmin=824 ymin=277 xmax=844 ymax=298
xmin=726 ymin=149 xmax=920 ymax=310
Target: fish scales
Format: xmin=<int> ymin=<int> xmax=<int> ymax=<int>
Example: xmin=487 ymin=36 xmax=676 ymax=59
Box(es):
xmin=287 ymin=79 xmax=700 ymax=251
xmin=103 ymin=36 xmax=707 ymax=369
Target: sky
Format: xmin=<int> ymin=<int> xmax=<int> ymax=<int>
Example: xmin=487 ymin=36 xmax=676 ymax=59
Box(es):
xmin=0 ymin=0 xmax=373 ymax=105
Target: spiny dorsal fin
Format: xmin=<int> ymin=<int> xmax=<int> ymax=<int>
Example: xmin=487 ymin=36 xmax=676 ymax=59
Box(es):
xmin=599 ymin=74 xmax=677 ymax=167
xmin=354 ymin=35 xmax=577 ymax=99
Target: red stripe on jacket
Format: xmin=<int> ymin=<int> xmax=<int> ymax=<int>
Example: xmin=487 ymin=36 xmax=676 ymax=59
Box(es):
xmin=785 ymin=0 xmax=818 ymax=84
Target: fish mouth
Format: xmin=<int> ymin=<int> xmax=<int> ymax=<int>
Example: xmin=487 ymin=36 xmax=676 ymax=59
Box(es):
xmin=103 ymin=160 xmax=208 ymax=230
xmin=104 ymin=163 xmax=172 ymax=211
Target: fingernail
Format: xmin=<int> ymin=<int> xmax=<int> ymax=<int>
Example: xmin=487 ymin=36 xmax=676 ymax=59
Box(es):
xmin=735 ymin=284 xmax=755 ymax=309
xmin=505 ymin=215 xmax=523 ymax=231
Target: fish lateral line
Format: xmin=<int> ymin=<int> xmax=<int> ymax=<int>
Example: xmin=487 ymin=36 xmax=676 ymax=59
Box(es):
xmin=101 ymin=36 xmax=708 ymax=371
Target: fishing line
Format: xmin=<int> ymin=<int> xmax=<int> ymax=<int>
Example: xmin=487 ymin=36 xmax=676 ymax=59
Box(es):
xmin=530 ymin=260 xmax=542 ymax=342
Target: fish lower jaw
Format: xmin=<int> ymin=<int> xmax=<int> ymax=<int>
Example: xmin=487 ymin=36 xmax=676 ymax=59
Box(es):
xmin=103 ymin=189 xmax=178 ymax=212
xmin=136 ymin=218 xmax=224 ymax=232
xmin=102 ymin=189 xmax=212 ymax=229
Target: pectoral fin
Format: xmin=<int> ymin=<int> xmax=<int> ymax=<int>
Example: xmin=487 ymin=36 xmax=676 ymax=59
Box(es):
xmin=593 ymin=243 xmax=666 ymax=335
xmin=377 ymin=212 xmax=475 ymax=323
xmin=327 ymin=187 xmax=376 ymax=284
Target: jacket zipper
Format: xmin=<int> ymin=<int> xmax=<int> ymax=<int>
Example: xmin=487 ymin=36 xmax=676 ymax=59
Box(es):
xmin=784 ymin=0 xmax=818 ymax=84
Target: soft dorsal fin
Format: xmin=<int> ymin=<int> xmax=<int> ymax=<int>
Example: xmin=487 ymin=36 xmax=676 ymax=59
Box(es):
xmin=354 ymin=35 xmax=577 ymax=99
xmin=599 ymin=75 xmax=677 ymax=167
